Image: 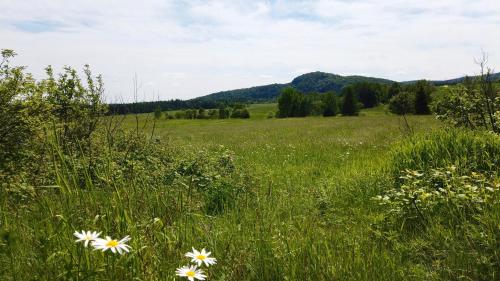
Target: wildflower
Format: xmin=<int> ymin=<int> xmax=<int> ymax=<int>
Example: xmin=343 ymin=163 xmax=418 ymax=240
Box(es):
xmin=185 ymin=248 xmax=217 ymax=267
xmin=74 ymin=230 xmax=101 ymax=247
xmin=92 ymin=235 xmax=130 ymax=254
xmin=176 ymin=265 xmax=206 ymax=281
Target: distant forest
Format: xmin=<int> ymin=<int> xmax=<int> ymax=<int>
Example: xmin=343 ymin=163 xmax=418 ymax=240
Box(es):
xmin=108 ymin=71 xmax=500 ymax=114
xmin=108 ymin=99 xmax=221 ymax=115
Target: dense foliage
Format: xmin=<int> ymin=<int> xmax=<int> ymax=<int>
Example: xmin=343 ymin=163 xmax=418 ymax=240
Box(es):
xmin=388 ymin=80 xmax=434 ymax=115
xmin=389 ymin=91 xmax=415 ymax=115
xmin=171 ymin=106 xmax=250 ymax=120
xmin=276 ymin=87 xmax=313 ymax=117
xmin=432 ymin=70 xmax=499 ymax=133
xmin=340 ymin=87 xmax=359 ymax=116
xmin=321 ymin=92 xmax=338 ymax=116
xmin=373 ymin=129 xmax=499 ymax=280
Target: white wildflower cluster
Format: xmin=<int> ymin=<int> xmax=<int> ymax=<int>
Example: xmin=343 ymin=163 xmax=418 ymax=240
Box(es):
xmin=74 ymin=230 xmax=130 ymax=254
xmin=374 ymin=167 xmax=498 ymax=218
xmin=176 ymin=248 xmax=217 ymax=281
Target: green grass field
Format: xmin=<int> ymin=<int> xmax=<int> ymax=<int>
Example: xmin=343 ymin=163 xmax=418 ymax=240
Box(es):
xmin=112 ymin=105 xmax=442 ymax=279
xmin=10 ymin=103 xmax=493 ymax=281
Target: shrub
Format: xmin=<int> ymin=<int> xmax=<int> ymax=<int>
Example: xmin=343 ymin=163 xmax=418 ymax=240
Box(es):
xmin=218 ymin=107 xmax=230 ymax=119
xmin=432 ymin=61 xmax=499 ymax=133
xmin=230 ymin=109 xmax=242 ymax=118
xmin=174 ymin=111 xmax=185 ymax=119
xmin=230 ymin=108 xmax=250 ymax=119
xmin=373 ymin=128 xmax=500 ymax=280
xmin=208 ymin=109 xmax=218 ymax=119
xmin=373 ymin=166 xmax=499 ymax=280
xmin=389 ymin=92 xmax=415 ymax=115
xmin=375 ymin=167 xmax=497 ymax=226
xmin=239 ymin=108 xmax=250 ymax=119
xmin=434 ymin=82 xmax=500 ymax=133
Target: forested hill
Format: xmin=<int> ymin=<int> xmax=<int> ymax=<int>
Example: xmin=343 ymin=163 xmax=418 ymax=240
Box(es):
xmin=108 ymin=71 xmax=500 ymax=114
xmin=193 ymin=71 xmax=394 ymax=103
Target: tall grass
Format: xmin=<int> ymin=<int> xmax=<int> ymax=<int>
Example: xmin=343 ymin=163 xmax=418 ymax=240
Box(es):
xmin=4 ymin=109 xmax=496 ymax=280
xmin=390 ymin=128 xmax=500 ymax=176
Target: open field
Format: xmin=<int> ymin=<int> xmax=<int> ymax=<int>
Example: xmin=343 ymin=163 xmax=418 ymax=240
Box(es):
xmin=111 ymin=106 xmax=444 ymax=280
xmin=4 ymin=103 xmax=499 ymax=281
xmin=3 ymin=2 xmax=500 ymax=279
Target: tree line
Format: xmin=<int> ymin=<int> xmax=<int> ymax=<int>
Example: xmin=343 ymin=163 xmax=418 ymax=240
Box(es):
xmin=108 ymin=99 xmax=221 ymax=115
xmin=276 ymin=80 xmax=436 ymax=117
xmin=155 ymin=105 xmax=250 ymax=120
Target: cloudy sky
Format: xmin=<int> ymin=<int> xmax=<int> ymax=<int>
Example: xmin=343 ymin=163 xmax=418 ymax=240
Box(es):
xmin=1 ymin=0 xmax=500 ymax=101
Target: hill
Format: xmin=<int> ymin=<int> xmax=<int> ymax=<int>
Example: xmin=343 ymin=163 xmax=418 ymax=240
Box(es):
xmin=193 ymin=71 xmax=394 ymax=103
xmin=108 ymin=71 xmax=500 ymax=114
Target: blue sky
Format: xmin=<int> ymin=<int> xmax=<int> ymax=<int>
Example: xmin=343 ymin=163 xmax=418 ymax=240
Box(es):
xmin=1 ymin=0 xmax=500 ymax=101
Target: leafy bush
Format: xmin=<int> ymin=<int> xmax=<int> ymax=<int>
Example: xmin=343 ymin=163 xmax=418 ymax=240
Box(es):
xmin=432 ymin=63 xmax=499 ymax=133
xmin=375 ymin=167 xmax=498 ymax=226
xmin=373 ymin=128 xmax=500 ymax=280
xmin=230 ymin=108 xmax=250 ymax=119
xmin=218 ymin=107 xmax=230 ymax=119
xmin=389 ymin=92 xmax=415 ymax=115
xmin=373 ymin=166 xmax=499 ymax=280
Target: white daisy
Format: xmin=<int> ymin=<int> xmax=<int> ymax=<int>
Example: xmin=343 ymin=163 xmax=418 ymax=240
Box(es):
xmin=74 ymin=230 xmax=101 ymax=247
xmin=92 ymin=235 xmax=131 ymax=254
xmin=185 ymin=248 xmax=217 ymax=267
xmin=176 ymin=265 xmax=206 ymax=281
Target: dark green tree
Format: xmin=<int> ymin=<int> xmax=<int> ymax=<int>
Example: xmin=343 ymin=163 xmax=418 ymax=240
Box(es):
xmin=353 ymin=82 xmax=380 ymax=108
xmin=277 ymin=87 xmax=297 ymax=118
xmin=322 ymin=92 xmax=338 ymax=116
xmin=388 ymin=82 xmax=401 ymax=100
xmin=277 ymin=87 xmax=312 ymax=118
xmin=341 ymin=87 xmax=359 ymax=116
xmin=414 ymin=80 xmax=431 ymax=115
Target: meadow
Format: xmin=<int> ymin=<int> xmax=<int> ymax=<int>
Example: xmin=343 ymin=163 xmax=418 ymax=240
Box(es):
xmin=11 ymin=103 xmax=495 ymax=281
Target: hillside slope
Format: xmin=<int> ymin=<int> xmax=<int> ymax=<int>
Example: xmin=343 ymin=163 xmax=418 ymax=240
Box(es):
xmin=193 ymin=71 xmax=394 ymax=103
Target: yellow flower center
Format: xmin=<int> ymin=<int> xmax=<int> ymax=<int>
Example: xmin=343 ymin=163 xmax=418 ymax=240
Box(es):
xmin=187 ymin=271 xmax=195 ymax=277
xmin=196 ymin=255 xmax=206 ymax=260
xmin=106 ymin=240 xmax=119 ymax=248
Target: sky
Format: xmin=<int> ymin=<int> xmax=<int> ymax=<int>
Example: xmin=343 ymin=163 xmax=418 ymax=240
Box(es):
xmin=1 ymin=0 xmax=500 ymax=102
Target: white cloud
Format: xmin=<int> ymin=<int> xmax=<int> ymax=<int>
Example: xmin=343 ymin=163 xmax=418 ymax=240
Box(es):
xmin=1 ymin=0 xmax=499 ymax=101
